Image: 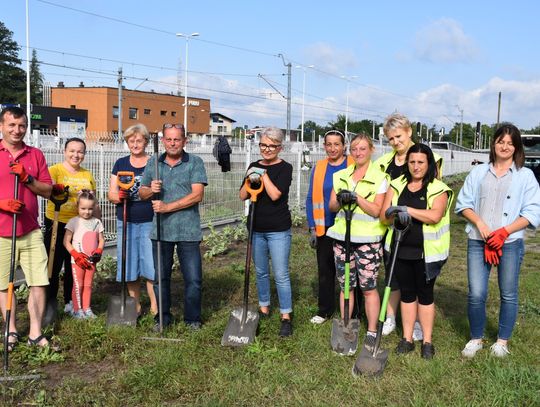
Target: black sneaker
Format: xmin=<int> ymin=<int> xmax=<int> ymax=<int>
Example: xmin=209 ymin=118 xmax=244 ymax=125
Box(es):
xmin=396 ymin=338 xmax=415 ymax=354
xmin=279 ymin=319 xmax=293 ymax=337
xmin=421 ymin=342 xmax=435 ymax=359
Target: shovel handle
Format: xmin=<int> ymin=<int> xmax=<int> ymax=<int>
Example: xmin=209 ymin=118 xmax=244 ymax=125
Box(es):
xmin=116 ymin=171 xmax=135 ymax=190
xmin=244 ymin=177 xmax=264 ymax=202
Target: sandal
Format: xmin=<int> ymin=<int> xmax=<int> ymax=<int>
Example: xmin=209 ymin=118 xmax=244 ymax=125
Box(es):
xmin=5 ymin=332 xmax=20 ymax=352
xmin=27 ymin=334 xmax=61 ymax=352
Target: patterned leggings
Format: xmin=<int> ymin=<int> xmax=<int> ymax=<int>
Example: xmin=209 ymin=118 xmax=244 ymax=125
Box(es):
xmin=72 ymin=263 xmax=95 ymax=312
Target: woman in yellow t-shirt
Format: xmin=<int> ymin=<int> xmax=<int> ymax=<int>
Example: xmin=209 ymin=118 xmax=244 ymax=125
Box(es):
xmin=43 ymin=137 xmax=99 ymax=324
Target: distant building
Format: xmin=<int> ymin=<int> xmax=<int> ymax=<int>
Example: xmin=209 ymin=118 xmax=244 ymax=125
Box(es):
xmin=209 ymin=113 xmax=236 ymax=137
xmin=51 ymin=84 xmax=210 ymax=136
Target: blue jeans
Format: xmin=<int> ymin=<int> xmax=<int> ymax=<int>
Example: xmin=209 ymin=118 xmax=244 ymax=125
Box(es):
xmin=252 ymin=229 xmax=292 ymax=314
xmin=152 ymin=240 xmax=202 ymax=325
xmin=467 ymin=239 xmax=525 ymax=340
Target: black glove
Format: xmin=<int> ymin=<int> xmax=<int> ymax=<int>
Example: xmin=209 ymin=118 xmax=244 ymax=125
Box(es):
xmin=385 ymin=205 xmax=408 ymax=219
xmin=336 ymin=189 xmax=357 ymax=206
xmin=309 ymin=228 xmax=317 ymax=249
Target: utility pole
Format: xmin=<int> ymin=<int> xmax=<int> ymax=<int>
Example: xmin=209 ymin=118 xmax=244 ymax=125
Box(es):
xmin=456 ymin=105 xmax=464 ymax=146
xmin=118 ymin=67 xmax=123 ymax=140
xmin=279 ymin=54 xmax=292 ymax=142
xmin=496 ymin=91 xmax=502 ymax=128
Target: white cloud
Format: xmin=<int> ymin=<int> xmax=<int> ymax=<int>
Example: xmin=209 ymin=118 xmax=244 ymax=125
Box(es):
xmin=413 ymin=18 xmax=479 ymax=63
xmin=302 ymin=42 xmax=358 ymax=75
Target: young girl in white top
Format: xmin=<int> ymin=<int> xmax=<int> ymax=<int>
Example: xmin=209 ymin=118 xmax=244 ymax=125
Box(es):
xmin=63 ymin=190 xmax=104 ymax=319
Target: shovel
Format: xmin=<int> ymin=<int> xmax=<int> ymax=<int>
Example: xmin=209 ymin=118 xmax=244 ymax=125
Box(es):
xmin=221 ymin=177 xmax=264 ymax=346
xmin=331 ymin=201 xmax=360 ymax=356
xmin=106 ymin=171 xmax=138 ymax=327
xmin=1 ymin=173 xmax=41 ymax=382
xmin=42 ymin=185 xmax=69 ymax=327
xmin=353 ymin=214 xmax=411 ymax=377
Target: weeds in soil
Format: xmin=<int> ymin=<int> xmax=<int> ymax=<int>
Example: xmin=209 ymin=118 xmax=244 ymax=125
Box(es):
xmin=3 ymin=178 xmax=540 ymax=406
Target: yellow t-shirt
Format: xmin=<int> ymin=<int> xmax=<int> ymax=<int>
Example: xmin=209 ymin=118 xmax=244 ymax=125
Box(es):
xmin=45 ymin=163 xmax=96 ymax=224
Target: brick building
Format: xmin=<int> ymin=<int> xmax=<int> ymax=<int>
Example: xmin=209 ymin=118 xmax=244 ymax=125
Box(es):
xmin=51 ymin=85 xmax=210 ymax=135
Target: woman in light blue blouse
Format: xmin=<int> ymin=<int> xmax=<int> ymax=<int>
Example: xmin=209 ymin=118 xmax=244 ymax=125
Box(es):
xmin=455 ymin=123 xmax=540 ymax=358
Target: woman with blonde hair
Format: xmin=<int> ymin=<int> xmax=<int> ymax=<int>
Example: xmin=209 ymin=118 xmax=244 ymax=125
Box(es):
xmin=108 ymin=124 xmax=157 ymax=317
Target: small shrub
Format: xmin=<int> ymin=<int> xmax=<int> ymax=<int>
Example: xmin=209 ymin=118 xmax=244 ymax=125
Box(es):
xmin=290 ymin=205 xmax=306 ymax=227
xmin=15 ymin=283 xmax=29 ymax=302
xmin=96 ymin=255 xmax=117 ymax=281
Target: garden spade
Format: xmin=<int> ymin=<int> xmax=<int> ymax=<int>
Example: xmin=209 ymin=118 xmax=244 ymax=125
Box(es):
xmin=353 ymin=214 xmax=411 ymax=377
xmin=330 ymin=201 xmax=359 ymax=355
xmin=107 ymin=171 xmax=138 ymax=327
xmin=221 ymin=176 xmax=264 ymax=346
xmin=42 ymin=185 xmax=70 ymax=327
xmin=1 ymin=173 xmax=41 ymax=382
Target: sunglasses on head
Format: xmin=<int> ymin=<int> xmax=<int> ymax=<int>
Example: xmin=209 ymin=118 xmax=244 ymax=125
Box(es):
xmin=163 ymin=123 xmax=185 ymax=131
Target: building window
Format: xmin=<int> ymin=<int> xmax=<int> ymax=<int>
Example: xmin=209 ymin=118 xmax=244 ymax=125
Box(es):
xmin=112 ymin=106 xmax=119 ymax=118
xmin=129 ymin=108 xmax=138 ymax=120
xmin=160 ymin=110 xmax=167 ymax=116
xmin=171 ymin=111 xmax=177 ymax=117
xmin=70 ymin=105 xmax=76 ymax=109
xmin=218 ymin=125 xmax=227 ymax=133
xmin=144 ymin=108 xmax=151 ymax=115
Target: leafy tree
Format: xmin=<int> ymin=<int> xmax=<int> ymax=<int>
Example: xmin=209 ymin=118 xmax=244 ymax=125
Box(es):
xmin=30 ymin=49 xmax=43 ymax=105
xmin=0 ymin=21 xmax=26 ymax=103
xmin=298 ymin=120 xmax=327 ymax=141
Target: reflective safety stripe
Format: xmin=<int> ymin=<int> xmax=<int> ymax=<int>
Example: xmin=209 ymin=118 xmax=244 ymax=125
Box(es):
xmin=313 ymin=203 xmax=325 ymax=210
xmin=314 ymin=219 xmax=325 ymax=226
xmin=425 ymin=251 xmax=449 ymax=263
xmin=335 ymin=211 xmax=378 ymax=223
xmin=326 ymin=229 xmax=383 ymax=243
xmin=424 ymin=224 xmax=450 ymax=240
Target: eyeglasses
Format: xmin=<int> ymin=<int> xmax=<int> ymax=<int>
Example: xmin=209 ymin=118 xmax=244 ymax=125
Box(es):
xmin=163 ymin=123 xmax=185 ymax=131
xmin=259 ymin=143 xmax=281 ymax=151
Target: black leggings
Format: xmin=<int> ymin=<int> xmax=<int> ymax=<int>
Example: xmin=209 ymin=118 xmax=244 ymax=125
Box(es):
xmin=43 ymin=217 xmax=73 ymax=303
xmin=395 ymin=258 xmax=436 ymax=305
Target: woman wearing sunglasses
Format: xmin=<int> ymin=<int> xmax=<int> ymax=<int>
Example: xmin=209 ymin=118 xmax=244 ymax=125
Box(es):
xmin=239 ymin=127 xmax=294 ymax=337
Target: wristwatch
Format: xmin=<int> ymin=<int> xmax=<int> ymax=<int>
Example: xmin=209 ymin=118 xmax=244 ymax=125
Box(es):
xmin=24 ymin=175 xmax=35 ymax=185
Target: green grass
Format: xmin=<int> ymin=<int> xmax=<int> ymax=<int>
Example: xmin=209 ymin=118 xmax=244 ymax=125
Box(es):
xmin=2 ymin=181 xmax=540 ymax=406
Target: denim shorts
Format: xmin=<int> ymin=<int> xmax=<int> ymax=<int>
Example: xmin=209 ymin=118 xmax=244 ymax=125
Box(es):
xmin=116 ymin=220 xmax=155 ymax=282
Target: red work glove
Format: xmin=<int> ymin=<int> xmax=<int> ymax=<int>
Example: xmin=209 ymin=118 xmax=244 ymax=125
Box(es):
xmin=9 ymin=162 xmax=29 ymax=183
xmin=90 ymin=248 xmax=103 ymax=264
xmin=118 ymin=189 xmax=129 ymax=200
xmin=52 ymin=183 xmax=65 ymax=195
xmin=70 ymin=250 xmax=92 ymax=270
xmin=486 ymin=227 xmax=509 ymax=250
xmin=484 ymin=245 xmax=502 ymax=266
xmin=0 ymin=199 xmax=25 ymax=214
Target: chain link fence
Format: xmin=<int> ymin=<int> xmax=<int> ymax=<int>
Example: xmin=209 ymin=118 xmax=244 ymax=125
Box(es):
xmin=34 ymin=130 xmax=488 ymax=245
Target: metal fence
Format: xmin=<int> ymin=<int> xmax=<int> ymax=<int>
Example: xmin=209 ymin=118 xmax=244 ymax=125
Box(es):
xmin=35 ymin=131 xmax=489 ymax=244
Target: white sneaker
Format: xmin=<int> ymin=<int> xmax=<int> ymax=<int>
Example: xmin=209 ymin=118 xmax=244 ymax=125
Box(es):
xmin=84 ymin=309 xmax=97 ymax=319
xmin=64 ymin=301 xmax=73 ymax=314
xmin=382 ymin=317 xmax=396 ymax=336
xmin=462 ymin=340 xmax=483 ymax=358
xmin=490 ymin=342 xmax=510 ymax=358
xmin=72 ymin=310 xmax=85 ymax=319
xmin=310 ymin=315 xmax=327 ymax=324
xmin=412 ymin=321 xmax=424 ymax=341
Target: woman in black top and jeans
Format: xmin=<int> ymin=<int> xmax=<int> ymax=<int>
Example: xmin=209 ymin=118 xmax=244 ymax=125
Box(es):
xmin=240 ymin=127 xmax=293 ymax=337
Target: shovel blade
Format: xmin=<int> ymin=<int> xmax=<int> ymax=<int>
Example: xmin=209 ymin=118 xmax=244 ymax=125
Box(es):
xmin=330 ymin=318 xmax=360 ymax=356
xmin=221 ymin=306 xmax=259 ymax=347
xmin=106 ymin=295 xmax=138 ymax=327
xmin=352 ymin=345 xmax=389 ymax=377
xmin=42 ymin=298 xmax=58 ymax=328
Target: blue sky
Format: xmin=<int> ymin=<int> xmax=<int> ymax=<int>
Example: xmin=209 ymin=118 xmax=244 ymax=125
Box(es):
xmin=4 ymin=0 xmax=540 ymax=131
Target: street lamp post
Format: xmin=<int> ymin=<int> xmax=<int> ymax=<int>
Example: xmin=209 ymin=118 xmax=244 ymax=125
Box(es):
xmin=341 ymin=75 xmax=357 ymax=140
xmin=456 ymin=105 xmax=464 ymax=146
xmin=176 ymin=32 xmax=199 ymax=135
xmin=295 ymin=65 xmax=314 ymax=143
